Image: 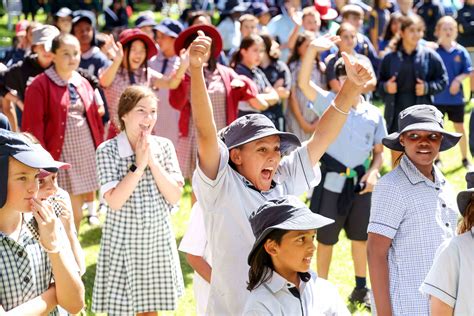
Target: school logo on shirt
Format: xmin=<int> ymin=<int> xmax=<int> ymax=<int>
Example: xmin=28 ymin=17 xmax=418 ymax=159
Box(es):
xmin=454 ymin=55 xmax=461 ymax=63
xmin=428 ymin=9 xmax=433 ymax=17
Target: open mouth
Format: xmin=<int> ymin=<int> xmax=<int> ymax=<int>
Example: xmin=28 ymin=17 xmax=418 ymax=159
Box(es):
xmin=416 ymin=149 xmax=432 ymax=155
xmin=261 ymin=167 xmax=274 ymax=180
xmin=139 ymin=123 xmax=151 ymax=132
xmin=303 ymin=256 xmax=312 ymax=265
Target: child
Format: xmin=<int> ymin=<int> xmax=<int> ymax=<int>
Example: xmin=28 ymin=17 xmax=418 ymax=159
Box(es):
xmin=0 ymin=129 xmax=84 ymax=314
xmin=420 ymin=171 xmax=474 ymax=315
xmin=54 ymin=7 xmax=72 ymax=34
xmin=231 ymin=34 xmax=281 ymax=126
xmin=92 ymin=85 xmax=184 ymax=315
xmin=99 ymin=28 xmax=188 ymax=139
xmin=368 ymin=0 xmax=390 ymax=52
xmin=300 ymin=42 xmax=386 ymax=309
xmin=286 ymin=32 xmax=325 ymax=142
xmin=22 ymin=34 xmax=104 ymax=232
xmin=243 ymin=196 xmax=349 ymax=315
xmin=188 ymin=30 xmax=373 ymax=315
xmin=367 ymin=105 xmax=460 ymax=315
xmin=433 ymin=16 xmax=473 ymax=169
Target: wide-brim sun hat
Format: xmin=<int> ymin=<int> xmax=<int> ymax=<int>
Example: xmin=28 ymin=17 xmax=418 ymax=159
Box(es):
xmin=382 ymin=104 xmax=461 ymax=152
xmin=219 ymin=114 xmax=301 ymax=154
xmin=0 ymin=130 xmax=61 ymax=208
xmin=457 ymin=172 xmax=474 ymax=216
xmin=119 ymin=28 xmax=158 ymax=60
xmin=174 ymin=24 xmax=223 ymax=58
xmin=247 ymin=196 xmax=334 ymax=265
xmin=314 ymin=0 xmax=338 ymax=20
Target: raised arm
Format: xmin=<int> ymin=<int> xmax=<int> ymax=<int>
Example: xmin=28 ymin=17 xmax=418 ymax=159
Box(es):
xmin=306 ymin=52 xmax=373 ymax=165
xmin=99 ymin=41 xmax=123 ymax=88
xmin=298 ymin=35 xmax=340 ymax=101
xmin=189 ymin=31 xmax=220 ymax=180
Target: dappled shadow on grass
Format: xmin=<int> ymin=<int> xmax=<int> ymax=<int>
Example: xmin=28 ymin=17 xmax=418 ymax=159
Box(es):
xmin=443 ymin=165 xmax=464 ymax=176
xmin=83 ymin=262 xmax=97 ymax=315
xmin=176 ymin=236 xmax=194 ymax=287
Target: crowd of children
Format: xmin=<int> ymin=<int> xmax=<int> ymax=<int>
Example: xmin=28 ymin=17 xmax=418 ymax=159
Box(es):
xmin=1 ymin=0 xmax=474 ymax=315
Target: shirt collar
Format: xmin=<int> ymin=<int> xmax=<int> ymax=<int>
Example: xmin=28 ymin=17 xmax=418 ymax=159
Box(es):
xmin=0 ymin=215 xmax=35 ymax=245
xmin=45 ymin=67 xmax=83 ymax=87
xmin=400 ymin=155 xmax=445 ymax=188
xmin=81 ymin=46 xmax=101 ymax=59
xmin=117 ymin=132 xmax=134 ymax=158
xmin=264 ymin=271 xmax=312 ymax=293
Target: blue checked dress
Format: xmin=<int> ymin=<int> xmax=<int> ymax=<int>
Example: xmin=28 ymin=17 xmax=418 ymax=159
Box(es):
xmin=92 ymin=133 xmax=184 ymax=315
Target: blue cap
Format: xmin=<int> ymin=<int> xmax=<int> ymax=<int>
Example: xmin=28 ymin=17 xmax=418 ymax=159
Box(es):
xmin=247 ymin=196 xmax=334 ymax=265
xmin=251 ymin=2 xmax=270 ymax=17
xmin=72 ymin=10 xmax=96 ymax=29
xmin=135 ymin=15 xmax=157 ymax=28
xmin=154 ymin=18 xmax=183 ymax=38
xmin=0 ymin=130 xmax=61 ymax=208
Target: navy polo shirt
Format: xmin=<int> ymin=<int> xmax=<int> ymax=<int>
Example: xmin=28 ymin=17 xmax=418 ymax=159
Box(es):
xmin=434 ymin=44 xmax=473 ymax=106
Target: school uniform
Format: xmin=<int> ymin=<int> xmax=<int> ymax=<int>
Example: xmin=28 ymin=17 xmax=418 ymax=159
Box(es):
xmin=434 ymin=44 xmax=473 ymax=122
xmin=92 ymin=132 xmax=184 ymax=315
xmin=178 ymin=203 xmax=211 ymax=316
xmin=416 ymin=0 xmax=445 ymax=41
xmin=420 ymin=228 xmax=474 ymax=315
xmin=192 ymin=140 xmax=321 ymax=315
xmin=309 ymin=90 xmax=387 ymax=245
xmin=0 ymin=217 xmax=58 ymax=314
xmin=457 ymin=4 xmax=474 ymax=51
xmin=243 ymin=270 xmax=350 ymax=315
xmin=368 ymin=155 xmax=458 ymax=315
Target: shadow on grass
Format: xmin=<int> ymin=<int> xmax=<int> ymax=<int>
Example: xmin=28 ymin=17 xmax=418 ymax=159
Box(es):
xmin=176 ymin=236 xmax=194 ymax=288
xmin=444 ymin=165 xmax=464 ymax=176
xmin=82 ymin=262 xmax=97 ymax=315
xmin=79 ymin=226 xmax=103 ymax=248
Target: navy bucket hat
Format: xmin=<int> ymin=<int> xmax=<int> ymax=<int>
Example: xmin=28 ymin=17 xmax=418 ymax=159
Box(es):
xmin=247 ymin=196 xmax=334 ymax=265
xmin=457 ymin=172 xmax=474 ymax=216
xmin=0 ymin=130 xmax=60 ymax=208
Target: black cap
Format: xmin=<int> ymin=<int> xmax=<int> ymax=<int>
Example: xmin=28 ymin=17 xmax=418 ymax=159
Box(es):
xmin=219 ymin=114 xmax=301 ymax=154
xmin=457 ymin=172 xmax=474 ymax=216
xmin=247 ymin=196 xmax=334 ymax=265
xmin=72 ymin=10 xmax=96 ymax=29
xmin=135 ymin=15 xmax=157 ymax=28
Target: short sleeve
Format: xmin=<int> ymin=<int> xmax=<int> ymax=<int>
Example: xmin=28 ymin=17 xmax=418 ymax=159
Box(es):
xmin=178 ymin=202 xmax=208 ymax=256
xmin=367 ymin=178 xmax=407 ymax=239
xmin=461 ymin=46 xmax=473 ymax=74
xmin=419 ymin=238 xmax=460 ymax=307
xmin=310 ymin=89 xmax=334 ymax=116
xmin=96 ymin=141 xmax=121 ymax=198
xmin=192 ymin=139 xmax=232 ymax=212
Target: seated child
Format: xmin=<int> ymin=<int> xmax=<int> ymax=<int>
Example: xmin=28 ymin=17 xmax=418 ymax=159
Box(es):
xmin=244 ymin=195 xmax=350 ymax=315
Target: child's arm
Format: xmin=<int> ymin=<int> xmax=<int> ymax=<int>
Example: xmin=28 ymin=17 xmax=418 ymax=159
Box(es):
xmin=305 ymin=52 xmax=374 ymax=166
xmin=298 ymin=35 xmax=340 ymax=101
xmin=31 ymin=198 xmax=85 ymax=314
xmin=152 ymin=49 xmax=189 ymax=90
xmin=186 ymin=254 xmax=212 ymax=283
xmin=358 ymin=143 xmax=384 ymax=194
xmin=189 ymin=31 xmax=221 ymax=180
xmin=99 ymin=41 xmax=124 ymax=88
xmin=2 ymin=284 xmax=57 ymax=315
xmin=367 ymin=233 xmax=393 ymax=316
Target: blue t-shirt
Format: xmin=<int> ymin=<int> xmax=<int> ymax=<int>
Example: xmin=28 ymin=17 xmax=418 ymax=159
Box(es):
xmin=79 ymin=47 xmax=111 ymax=78
xmin=434 ymin=44 xmax=473 ymax=106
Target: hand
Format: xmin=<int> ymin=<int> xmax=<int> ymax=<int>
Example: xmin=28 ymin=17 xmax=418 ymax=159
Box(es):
xmin=309 ymin=34 xmax=341 ymax=52
xmin=449 ymin=79 xmax=461 ymax=95
xmin=16 ymin=100 xmax=24 ymax=111
xmin=179 ymin=48 xmax=190 ymax=70
xmin=52 ymin=198 xmax=76 ymax=234
xmin=135 ymin=131 xmax=150 ymax=171
xmin=385 ymin=76 xmax=397 ymax=94
xmin=189 ymin=30 xmax=212 ymax=69
xmin=342 ymin=52 xmax=374 ymax=87
xmin=289 ymin=6 xmax=302 ymax=26
xmin=415 ymin=78 xmax=425 ymax=96
xmin=359 ymin=170 xmax=379 ymax=194
xmin=108 ymin=39 xmax=124 ymax=63
xmin=30 ymin=198 xmax=62 ymax=252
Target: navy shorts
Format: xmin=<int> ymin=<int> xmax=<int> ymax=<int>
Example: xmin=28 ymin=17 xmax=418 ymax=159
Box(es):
xmin=435 ymin=104 xmax=465 ymax=123
xmin=316 ymin=189 xmax=371 ymax=245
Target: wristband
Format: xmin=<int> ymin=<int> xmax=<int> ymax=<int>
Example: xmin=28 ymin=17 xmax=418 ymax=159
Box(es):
xmin=331 ymin=102 xmax=350 ymax=115
xmin=40 ymin=242 xmax=63 ymax=254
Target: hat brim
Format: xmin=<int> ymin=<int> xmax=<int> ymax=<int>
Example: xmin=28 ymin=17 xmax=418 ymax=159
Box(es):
xmin=174 ymin=24 xmax=223 ymax=58
xmin=247 ymin=212 xmax=334 ymax=265
xmin=12 ymin=150 xmax=60 ymax=172
xmin=136 ymin=21 xmax=157 ymax=28
xmin=228 ymin=130 xmax=302 ymax=154
xmin=382 ymin=122 xmax=462 ymax=152
xmin=72 ymin=16 xmax=94 ymax=28
xmin=120 ymin=33 xmax=158 ymax=60
xmin=457 ymin=188 xmax=474 ymax=216
xmin=320 ymin=9 xmax=338 ymax=20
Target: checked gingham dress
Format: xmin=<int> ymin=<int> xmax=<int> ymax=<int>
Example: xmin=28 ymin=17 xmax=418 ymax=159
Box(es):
xmin=92 ymin=133 xmax=184 ymax=315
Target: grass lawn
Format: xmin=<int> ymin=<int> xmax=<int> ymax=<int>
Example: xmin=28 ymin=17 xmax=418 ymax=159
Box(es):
xmin=0 ymin=6 xmax=470 ymax=314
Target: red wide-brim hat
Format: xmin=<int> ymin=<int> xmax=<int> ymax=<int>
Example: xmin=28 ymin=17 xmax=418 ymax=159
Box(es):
xmin=174 ymin=24 xmax=223 ymax=58
xmin=119 ymin=28 xmax=158 ymax=60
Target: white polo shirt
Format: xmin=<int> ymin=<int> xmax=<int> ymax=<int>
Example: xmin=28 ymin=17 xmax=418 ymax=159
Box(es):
xmin=420 ymin=228 xmax=474 ymax=315
xmin=243 ymin=271 xmax=350 ymax=315
xmin=193 ymin=139 xmax=321 ymax=315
